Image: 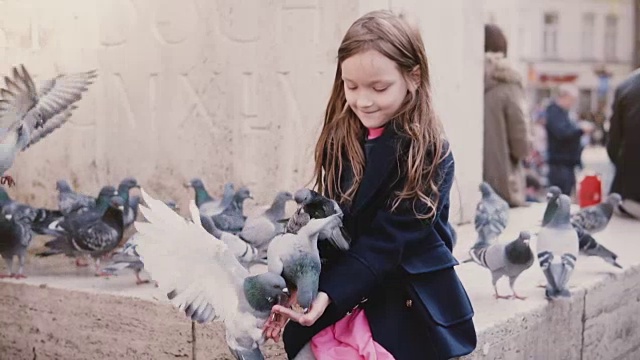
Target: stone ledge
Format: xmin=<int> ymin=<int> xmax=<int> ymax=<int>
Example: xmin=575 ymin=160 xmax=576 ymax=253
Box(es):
xmin=1 ymin=203 xmax=639 ymax=359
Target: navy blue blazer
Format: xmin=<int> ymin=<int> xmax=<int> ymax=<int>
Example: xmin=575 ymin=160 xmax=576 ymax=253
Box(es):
xmin=283 ymin=125 xmax=477 ymax=360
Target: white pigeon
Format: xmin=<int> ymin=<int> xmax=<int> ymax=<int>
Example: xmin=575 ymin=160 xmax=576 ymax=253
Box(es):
xmin=0 ymin=64 xmax=97 ymax=186
xmin=133 ymin=188 xmax=289 ymax=360
xmin=537 ymin=194 xmax=579 ymax=299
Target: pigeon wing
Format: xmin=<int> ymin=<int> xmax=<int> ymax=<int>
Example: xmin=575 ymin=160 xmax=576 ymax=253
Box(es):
xmin=134 ymin=189 xmax=249 ymax=324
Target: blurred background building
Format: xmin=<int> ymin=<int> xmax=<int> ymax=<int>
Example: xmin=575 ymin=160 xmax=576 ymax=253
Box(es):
xmin=485 ymin=0 xmax=637 ymax=142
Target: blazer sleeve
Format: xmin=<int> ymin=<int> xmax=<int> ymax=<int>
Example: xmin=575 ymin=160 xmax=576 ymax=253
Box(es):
xmin=318 ymin=153 xmax=455 ymax=314
xmin=607 ymin=87 xmax=624 ymax=164
xmin=545 ymin=105 xmax=583 ymax=141
xmin=504 ymin=84 xmax=531 ymax=161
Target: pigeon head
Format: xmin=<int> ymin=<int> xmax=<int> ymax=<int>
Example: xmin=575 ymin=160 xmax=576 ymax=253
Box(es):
xmin=546 ymin=186 xmax=562 ymax=201
xmin=55 ymin=180 xmax=72 ymax=192
xmin=294 ymin=188 xmax=313 ymax=205
xmin=234 ymin=186 xmax=253 ymax=201
xmin=275 ymin=191 xmax=294 ymax=204
xmin=119 ymin=177 xmax=139 ymax=190
xmin=108 ymin=195 xmax=126 ymax=211
xmin=517 ymin=231 xmax=531 ymax=245
xmin=184 ymin=178 xmax=204 ymax=189
xmin=505 ymin=231 xmax=534 ymax=264
xmin=244 ymin=272 xmax=289 ymax=313
xmin=479 ymin=182 xmax=494 ymax=198
xmin=9 ymin=205 xmax=35 ymax=223
xmin=547 ymin=194 xmax=572 ymax=226
xmin=98 ymin=186 xmax=118 ymax=198
xmin=607 ymin=193 xmax=622 ymax=206
xmin=222 ymin=182 xmax=235 ymax=194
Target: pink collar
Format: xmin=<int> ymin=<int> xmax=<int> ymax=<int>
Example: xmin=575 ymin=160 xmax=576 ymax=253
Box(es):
xmin=367 ymin=126 xmax=385 ymax=140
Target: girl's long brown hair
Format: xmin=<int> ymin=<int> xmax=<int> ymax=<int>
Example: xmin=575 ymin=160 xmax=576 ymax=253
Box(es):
xmin=313 ymin=10 xmax=449 ymax=220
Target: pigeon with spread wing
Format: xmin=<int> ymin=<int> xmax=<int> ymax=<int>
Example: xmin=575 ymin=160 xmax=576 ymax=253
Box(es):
xmin=134 ymin=189 xmax=289 ymax=360
xmin=0 ymin=64 xmax=97 ymax=186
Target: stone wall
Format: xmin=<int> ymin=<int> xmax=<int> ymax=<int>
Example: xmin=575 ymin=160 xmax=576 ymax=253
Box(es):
xmin=0 ymin=0 xmax=483 ymax=224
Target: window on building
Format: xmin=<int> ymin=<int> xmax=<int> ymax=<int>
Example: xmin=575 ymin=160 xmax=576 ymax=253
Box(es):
xmin=604 ymin=14 xmax=618 ymax=61
xmin=581 ymin=13 xmax=595 ymax=59
xmin=543 ymin=12 xmax=559 ymax=58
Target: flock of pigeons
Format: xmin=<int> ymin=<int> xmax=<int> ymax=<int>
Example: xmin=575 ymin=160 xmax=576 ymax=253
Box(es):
xmin=0 ymin=63 xmax=627 ymax=359
xmin=465 ymin=182 xmax=622 ymax=301
xmin=132 ymin=185 xmax=350 ymax=360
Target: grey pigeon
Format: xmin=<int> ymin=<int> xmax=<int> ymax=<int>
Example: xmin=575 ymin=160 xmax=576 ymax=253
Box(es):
xmin=544 ymin=186 xmax=621 ymax=269
xmin=185 ymin=179 xmax=235 ymax=218
xmin=200 ymin=215 xmax=262 ymax=267
xmin=240 ymin=191 xmax=294 ymax=254
xmin=133 ymin=189 xmax=289 ymax=360
xmin=537 ymin=194 xmax=579 ymax=299
xmin=469 ymin=231 xmax=534 ymax=300
xmin=116 ymin=177 xmax=140 ymax=229
xmin=571 ymin=193 xmax=622 ymax=234
xmin=0 ymin=186 xmax=64 ymax=236
xmin=56 ymin=179 xmax=95 ymax=216
xmin=0 ymin=206 xmax=35 ymax=278
xmin=36 ymin=196 xmax=125 ymax=275
xmin=101 ymin=241 xmax=148 ymax=284
xmin=212 ymin=186 xmax=253 ymax=234
xmin=267 ymin=213 xmax=343 ymax=310
xmin=102 ymin=200 xmax=180 ymax=284
xmin=473 ymin=182 xmax=509 ymax=248
xmin=0 ymin=64 xmax=96 ymax=187
xmin=574 ymin=224 xmax=622 ymax=269
xmin=43 ymin=185 xmax=119 ymax=239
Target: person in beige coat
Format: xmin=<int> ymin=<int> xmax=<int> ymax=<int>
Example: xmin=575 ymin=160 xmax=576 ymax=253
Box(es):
xmin=483 ymin=24 xmax=531 ymax=207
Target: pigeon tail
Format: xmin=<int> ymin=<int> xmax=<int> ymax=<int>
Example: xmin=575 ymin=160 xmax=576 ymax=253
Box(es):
xmin=30 ymin=208 xmax=64 ymax=235
xmin=35 ymin=236 xmax=73 ymax=257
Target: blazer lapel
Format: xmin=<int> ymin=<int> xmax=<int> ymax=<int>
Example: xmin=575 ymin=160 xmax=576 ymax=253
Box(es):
xmin=351 ymin=126 xmax=400 ymax=214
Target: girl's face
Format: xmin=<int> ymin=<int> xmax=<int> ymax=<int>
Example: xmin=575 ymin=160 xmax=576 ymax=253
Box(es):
xmin=341 ymin=49 xmax=410 ymax=129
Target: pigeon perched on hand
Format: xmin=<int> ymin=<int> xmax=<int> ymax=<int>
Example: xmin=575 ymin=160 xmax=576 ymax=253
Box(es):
xmin=571 ymin=193 xmax=622 ymax=234
xmin=537 ymin=194 xmax=579 ymax=299
xmin=473 ymin=182 xmax=509 ymax=248
xmin=468 ymin=231 xmax=534 ymax=300
xmin=133 ymin=189 xmax=289 ymax=360
xmin=267 ymin=212 xmax=344 ymax=311
xmin=0 ymin=64 xmax=97 ymax=186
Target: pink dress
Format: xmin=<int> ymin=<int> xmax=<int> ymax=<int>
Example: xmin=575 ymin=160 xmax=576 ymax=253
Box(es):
xmin=310 ymin=308 xmax=395 ymax=360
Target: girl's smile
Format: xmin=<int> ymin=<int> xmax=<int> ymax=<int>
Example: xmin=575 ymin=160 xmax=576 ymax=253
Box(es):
xmin=341 ymin=49 xmax=410 ymax=129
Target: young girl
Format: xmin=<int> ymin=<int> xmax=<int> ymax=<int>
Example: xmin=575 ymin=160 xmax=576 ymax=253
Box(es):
xmin=264 ymin=10 xmax=477 ymax=360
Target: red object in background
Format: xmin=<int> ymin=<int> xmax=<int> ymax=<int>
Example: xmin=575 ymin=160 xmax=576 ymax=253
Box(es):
xmin=578 ymin=174 xmax=603 ymax=208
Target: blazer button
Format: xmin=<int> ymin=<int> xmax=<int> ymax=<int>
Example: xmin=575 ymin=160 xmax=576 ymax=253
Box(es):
xmin=405 ymin=299 xmax=413 ymax=308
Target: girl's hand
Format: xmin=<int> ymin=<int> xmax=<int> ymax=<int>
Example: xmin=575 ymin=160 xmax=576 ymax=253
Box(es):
xmin=263 ymin=311 xmax=290 ymax=342
xmin=271 ymin=292 xmax=332 ymax=327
